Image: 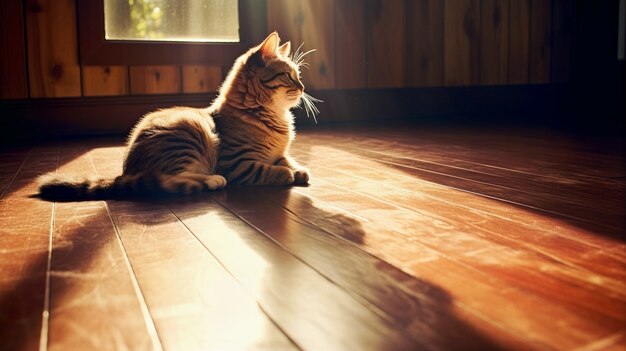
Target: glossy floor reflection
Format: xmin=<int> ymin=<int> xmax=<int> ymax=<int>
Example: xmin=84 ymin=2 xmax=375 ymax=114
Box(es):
xmin=0 ymin=127 xmax=624 ymax=350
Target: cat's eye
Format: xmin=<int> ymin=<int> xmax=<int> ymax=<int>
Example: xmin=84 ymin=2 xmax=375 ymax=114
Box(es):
xmin=104 ymin=0 xmax=239 ymax=43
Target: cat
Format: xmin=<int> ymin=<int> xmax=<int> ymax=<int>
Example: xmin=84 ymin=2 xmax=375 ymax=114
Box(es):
xmin=38 ymin=32 xmax=319 ymax=200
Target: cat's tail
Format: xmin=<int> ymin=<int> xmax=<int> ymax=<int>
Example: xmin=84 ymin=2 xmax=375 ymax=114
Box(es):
xmin=37 ymin=173 xmax=156 ymax=200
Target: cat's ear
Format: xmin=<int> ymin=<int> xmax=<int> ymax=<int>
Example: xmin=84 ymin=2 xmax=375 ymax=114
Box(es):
xmin=279 ymin=41 xmax=291 ymax=57
xmin=260 ymin=32 xmax=280 ymax=62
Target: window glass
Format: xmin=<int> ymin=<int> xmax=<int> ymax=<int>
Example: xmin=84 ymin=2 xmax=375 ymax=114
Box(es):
xmin=104 ymin=0 xmax=239 ymax=42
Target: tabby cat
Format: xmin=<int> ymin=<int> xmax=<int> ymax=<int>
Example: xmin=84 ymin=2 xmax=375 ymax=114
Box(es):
xmin=38 ymin=32 xmax=318 ymax=200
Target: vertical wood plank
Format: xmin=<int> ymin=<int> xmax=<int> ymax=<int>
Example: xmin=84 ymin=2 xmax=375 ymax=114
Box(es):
xmin=444 ymin=0 xmax=481 ymax=86
xmin=508 ymin=0 xmax=530 ymax=84
xmin=366 ymin=0 xmax=406 ymax=88
xmin=296 ymin=0 xmax=335 ymax=90
xmin=182 ymin=65 xmax=223 ymax=93
xmin=267 ymin=0 xmax=335 ymax=90
xmin=480 ymin=0 xmax=510 ymax=85
xmin=529 ymin=0 xmax=552 ymax=83
xmin=129 ymin=66 xmax=181 ymax=95
xmin=551 ymin=0 xmax=575 ymax=82
xmin=334 ymin=0 xmax=366 ymax=89
xmin=81 ymin=66 xmax=128 ymax=97
xmin=26 ymin=0 xmax=81 ymax=97
xmin=265 ymin=0 xmax=293 ymax=47
xmin=0 ymin=1 xmax=28 ymax=99
xmin=406 ymin=0 xmax=444 ymax=87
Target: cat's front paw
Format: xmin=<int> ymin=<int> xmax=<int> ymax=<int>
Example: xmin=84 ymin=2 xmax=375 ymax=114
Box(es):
xmin=293 ymin=169 xmax=310 ymax=185
xmin=204 ymin=175 xmax=227 ymax=190
xmin=272 ymin=166 xmax=295 ymax=185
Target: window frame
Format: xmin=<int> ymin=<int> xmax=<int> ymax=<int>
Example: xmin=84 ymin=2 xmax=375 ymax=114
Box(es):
xmin=77 ymin=0 xmax=265 ymax=65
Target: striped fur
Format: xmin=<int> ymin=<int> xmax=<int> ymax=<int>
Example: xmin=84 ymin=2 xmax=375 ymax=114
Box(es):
xmin=38 ymin=32 xmax=313 ymax=200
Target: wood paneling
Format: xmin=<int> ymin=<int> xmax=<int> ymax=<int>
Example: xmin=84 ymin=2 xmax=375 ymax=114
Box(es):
xmin=366 ymin=0 xmax=406 ymax=88
xmin=444 ymin=0 xmax=481 ymax=86
xmin=406 ymin=0 xmax=444 ymax=87
xmin=130 ymin=66 xmax=181 ymax=95
xmin=1 ymin=0 xmax=583 ymax=101
xmin=267 ymin=0 xmax=335 ymax=90
xmin=508 ymin=0 xmax=531 ymax=84
xmin=0 ymin=1 xmax=28 ymax=99
xmin=334 ymin=0 xmax=366 ymax=89
xmin=551 ymin=0 xmax=575 ymax=82
xmin=26 ymin=0 xmax=81 ymax=98
xmin=182 ymin=65 xmax=223 ymax=94
xmin=82 ymin=66 xmax=128 ymax=97
xmin=529 ymin=0 xmax=552 ymax=83
xmin=480 ymin=0 xmax=510 ymax=85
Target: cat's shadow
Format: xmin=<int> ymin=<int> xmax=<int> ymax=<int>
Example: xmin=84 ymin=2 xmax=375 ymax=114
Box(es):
xmin=218 ymin=185 xmax=367 ymax=245
xmin=184 ymin=185 xmax=503 ymax=350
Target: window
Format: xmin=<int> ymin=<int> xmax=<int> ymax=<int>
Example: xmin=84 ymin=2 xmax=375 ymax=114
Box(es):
xmin=78 ymin=0 xmax=264 ymax=65
xmin=104 ymin=0 xmax=239 ymax=43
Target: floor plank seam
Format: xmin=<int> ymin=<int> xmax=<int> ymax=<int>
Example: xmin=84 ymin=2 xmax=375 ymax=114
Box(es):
xmin=38 ymin=201 xmax=54 ymax=351
xmin=37 ymin=144 xmax=60 ymax=351
xmin=104 ymin=201 xmax=164 ymax=351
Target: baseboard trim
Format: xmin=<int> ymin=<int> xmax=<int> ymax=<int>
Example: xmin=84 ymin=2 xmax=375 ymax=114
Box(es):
xmin=1 ymin=83 xmax=620 ymax=146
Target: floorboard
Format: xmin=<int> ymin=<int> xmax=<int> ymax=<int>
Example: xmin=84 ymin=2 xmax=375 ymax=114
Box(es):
xmin=0 ymin=146 xmax=59 ymax=351
xmin=0 ymin=126 xmax=624 ymax=350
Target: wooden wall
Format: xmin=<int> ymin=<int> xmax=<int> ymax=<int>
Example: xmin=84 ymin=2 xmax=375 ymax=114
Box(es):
xmin=1 ymin=0 xmax=576 ymax=100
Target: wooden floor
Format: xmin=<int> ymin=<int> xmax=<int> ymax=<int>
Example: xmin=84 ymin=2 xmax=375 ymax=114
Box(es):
xmin=1 ymin=126 xmax=624 ymax=350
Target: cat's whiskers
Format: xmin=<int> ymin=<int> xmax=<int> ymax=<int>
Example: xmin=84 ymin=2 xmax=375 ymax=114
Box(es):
xmin=299 ymin=92 xmax=322 ymax=124
xmin=289 ymin=43 xmax=321 ymax=123
xmin=290 ymin=43 xmax=316 ymax=70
